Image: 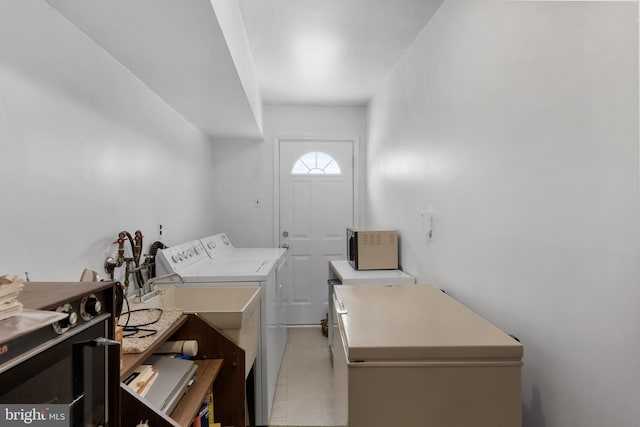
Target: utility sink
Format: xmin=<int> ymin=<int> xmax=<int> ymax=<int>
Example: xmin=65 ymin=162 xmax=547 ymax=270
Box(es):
xmin=152 ymin=285 xmax=261 ymax=377
xmin=153 ymin=285 xmax=260 ymax=328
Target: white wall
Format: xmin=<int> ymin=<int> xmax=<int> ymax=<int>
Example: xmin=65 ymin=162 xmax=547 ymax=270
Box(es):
xmin=0 ymin=1 xmax=217 ymax=282
xmin=210 ymin=0 xmax=263 ymax=133
xmin=367 ymin=1 xmax=640 ymax=426
xmin=210 ymin=105 xmax=366 ymax=247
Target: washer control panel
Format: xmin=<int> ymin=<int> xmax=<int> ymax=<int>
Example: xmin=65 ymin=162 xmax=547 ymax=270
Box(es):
xmin=156 ymin=240 xmax=210 ymax=276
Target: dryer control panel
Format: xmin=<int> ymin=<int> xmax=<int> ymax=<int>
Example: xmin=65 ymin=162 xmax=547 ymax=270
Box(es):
xmin=200 ymin=233 xmax=234 ymax=259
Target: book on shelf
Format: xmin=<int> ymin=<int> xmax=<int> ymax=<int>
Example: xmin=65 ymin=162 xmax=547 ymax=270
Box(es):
xmin=137 ymin=369 xmax=159 ymax=397
xmin=124 ymin=364 xmax=158 ymax=396
xmin=206 ymin=385 xmax=215 ymax=427
xmin=191 ymin=399 xmax=210 ymax=427
xmin=124 ymin=364 xmax=151 ymax=384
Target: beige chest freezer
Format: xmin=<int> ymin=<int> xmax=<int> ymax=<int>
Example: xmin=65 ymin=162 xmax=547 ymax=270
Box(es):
xmin=332 ymin=284 xmax=523 ymax=427
xmin=328 ymin=260 xmax=415 ymax=352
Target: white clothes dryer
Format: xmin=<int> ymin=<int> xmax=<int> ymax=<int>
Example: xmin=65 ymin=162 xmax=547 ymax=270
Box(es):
xmin=200 ymin=233 xmax=285 ymax=268
xmin=154 ymin=237 xmax=287 ymax=427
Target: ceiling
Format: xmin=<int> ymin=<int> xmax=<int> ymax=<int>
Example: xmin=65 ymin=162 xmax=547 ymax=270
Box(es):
xmin=238 ymin=0 xmax=444 ymax=105
xmin=46 ymin=0 xmax=265 ymax=140
xmin=46 ymin=0 xmax=444 ymax=139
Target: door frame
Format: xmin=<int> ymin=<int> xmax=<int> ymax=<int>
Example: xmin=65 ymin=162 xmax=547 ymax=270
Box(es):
xmin=273 ymin=135 xmax=361 ymax=249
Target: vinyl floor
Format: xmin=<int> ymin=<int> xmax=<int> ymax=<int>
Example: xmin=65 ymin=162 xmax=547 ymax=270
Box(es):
xmin=268 ymin=327 xmax=338 ymax=426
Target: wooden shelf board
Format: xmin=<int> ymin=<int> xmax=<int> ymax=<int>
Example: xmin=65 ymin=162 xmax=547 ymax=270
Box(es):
xmin=120 ymin=314 xmax=189 ymax=380
xmin=170 ymin=359 xmax=224 ymax=427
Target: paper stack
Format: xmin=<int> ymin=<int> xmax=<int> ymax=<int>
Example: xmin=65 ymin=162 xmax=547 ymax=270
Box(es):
xmin=0 ymin=275 xmax=25 ymax=321
xmin=123 ymin=364 xmax=159 ymax=398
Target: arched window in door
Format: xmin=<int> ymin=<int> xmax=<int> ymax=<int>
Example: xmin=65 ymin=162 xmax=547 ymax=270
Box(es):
xmin=291 ymin=151 xmax=342 ymax=175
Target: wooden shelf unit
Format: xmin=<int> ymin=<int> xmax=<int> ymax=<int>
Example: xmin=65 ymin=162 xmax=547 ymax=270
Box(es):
xmin=171 ymin=359 xmax=222 ymax=427
xmin=120 ymin=314 xmax=245 ymax=427
xmin=120 ymin=315 xmax=189 ymax=380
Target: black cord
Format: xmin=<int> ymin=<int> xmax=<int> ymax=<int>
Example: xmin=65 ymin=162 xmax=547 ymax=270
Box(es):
xmin=134 ymin=230 xmax=145 ymax=288
xmin=147 ymin=241 xmax=167 ymax=278
xmin=118 ymin=299 xmax=164 ymax=339
xmin=122 ymin=308 xmax=163 ymax=327
xmin=121 ymin=291 xmax=130 ymax=330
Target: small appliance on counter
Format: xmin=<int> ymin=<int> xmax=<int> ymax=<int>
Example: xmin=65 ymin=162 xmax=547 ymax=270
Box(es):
xmin=0 ymin=281 xmax=119 ymax=427
xmin=346 ymin=227 xmax=398 ymax=270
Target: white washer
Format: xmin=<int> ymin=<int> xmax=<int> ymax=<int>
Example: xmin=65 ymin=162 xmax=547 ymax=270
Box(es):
xmin=154 ymin=236 xmax=287 ymax=427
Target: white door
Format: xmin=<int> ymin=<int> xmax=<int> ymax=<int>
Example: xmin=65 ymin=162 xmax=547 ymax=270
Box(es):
xmin=279 ymin=140 xmax=354 ymax=325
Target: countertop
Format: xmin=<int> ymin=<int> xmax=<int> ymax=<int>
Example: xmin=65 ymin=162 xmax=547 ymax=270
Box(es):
xmin=329 ymin=260 xmax=415 ymax=285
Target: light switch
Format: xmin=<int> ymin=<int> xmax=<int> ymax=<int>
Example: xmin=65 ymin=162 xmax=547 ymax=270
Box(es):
xmin=420 ymin=211 xmax=434 ymax=243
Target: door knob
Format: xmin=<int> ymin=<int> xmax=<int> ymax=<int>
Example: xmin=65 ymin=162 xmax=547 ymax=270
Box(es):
xmin=282 ymin=231 xmax=289 ymax=238
xmin=281 ymin=243 xmax=289 ymax=249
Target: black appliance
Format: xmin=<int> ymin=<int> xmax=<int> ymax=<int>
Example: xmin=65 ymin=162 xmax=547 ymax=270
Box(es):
xmin=0 ymin=281 xmax=119 ymax=427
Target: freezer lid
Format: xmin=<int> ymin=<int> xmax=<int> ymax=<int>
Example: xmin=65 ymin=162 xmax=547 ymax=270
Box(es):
xmin=335 ymin=284 xmax=523 ymax=362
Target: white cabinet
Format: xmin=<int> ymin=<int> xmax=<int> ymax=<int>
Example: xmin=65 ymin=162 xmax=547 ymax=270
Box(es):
xmin=328 ymin=260 xmax=415 ymax=285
